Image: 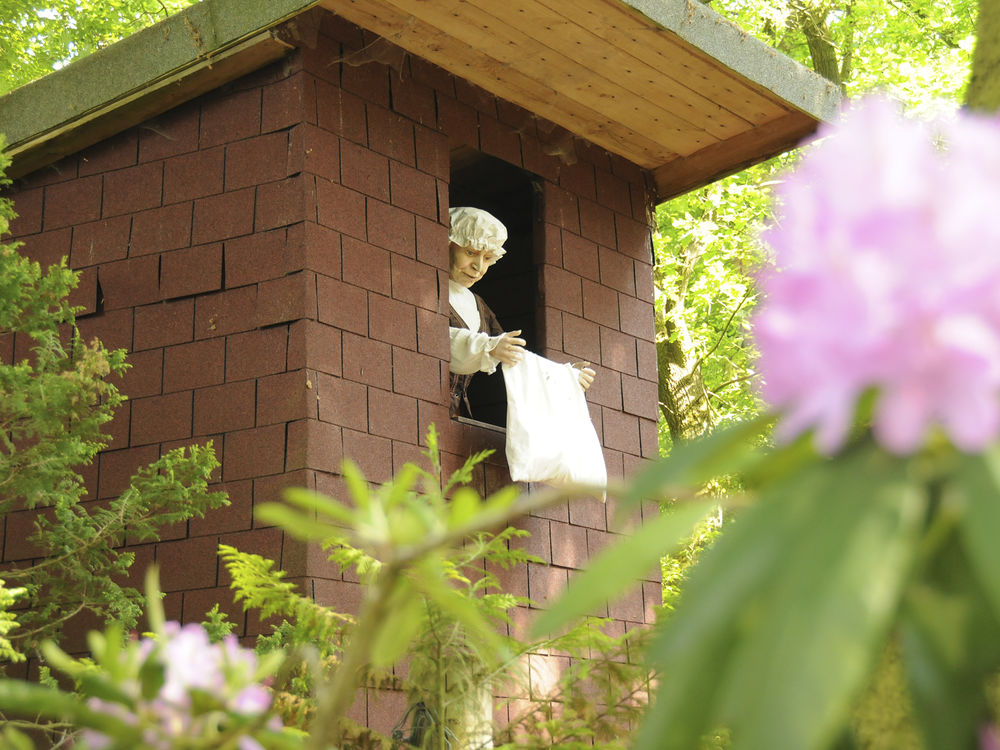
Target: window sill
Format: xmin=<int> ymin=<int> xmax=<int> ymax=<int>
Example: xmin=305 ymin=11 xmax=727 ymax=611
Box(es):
xmin=453 ymin=416 xmax=506 ymax=435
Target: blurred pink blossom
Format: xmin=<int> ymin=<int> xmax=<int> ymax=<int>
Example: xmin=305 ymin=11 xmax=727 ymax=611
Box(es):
xmin=754 ymin=97 xmax=1000 ymax=454
xmin=982 ymin=724 xmax=1000 ymax=750
xmin=80 ymin=622 xmax=278 ymax=749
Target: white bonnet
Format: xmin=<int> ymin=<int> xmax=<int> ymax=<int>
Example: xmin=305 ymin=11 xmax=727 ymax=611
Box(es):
xmin=448 ymin=206 xmax=507 ymax=258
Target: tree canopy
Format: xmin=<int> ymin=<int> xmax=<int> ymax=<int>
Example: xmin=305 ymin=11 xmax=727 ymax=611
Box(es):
xmin=654 ymin=0 xmax=978 ymax=450
xmin=0 ymin=0 xmax=198 ymax=95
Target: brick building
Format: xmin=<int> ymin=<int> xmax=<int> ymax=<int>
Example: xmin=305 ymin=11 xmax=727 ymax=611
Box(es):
xmin=0 ymin=0 xmax=838 ymax=733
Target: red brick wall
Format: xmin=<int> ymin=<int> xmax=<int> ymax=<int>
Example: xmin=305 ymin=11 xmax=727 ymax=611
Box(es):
xmin=2 ymin=6 xmax=661 ymax=726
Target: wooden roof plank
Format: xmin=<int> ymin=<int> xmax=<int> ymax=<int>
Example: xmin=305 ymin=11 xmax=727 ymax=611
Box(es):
xmin=486 ymin=0 xmax=759 ymax=140
xmin=321 ymin=0 xmax=680 ymax=165
xmin=622 ymin=0 xmax=840 ymax=122
xmin=654 ymin=110 xmax=815 ymax=198
xmin=459 ymin=0 xmax=752 ymax=142
xmin=363 ymin=0 xmax=714 ymax=155
xmin=561 ymin=0 xmax=790 ymax=123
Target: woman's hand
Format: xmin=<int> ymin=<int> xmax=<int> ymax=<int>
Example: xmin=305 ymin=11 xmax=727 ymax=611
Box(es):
xmin=494 ymin=330 xmax=526 ymax=367
xmin=572 ymin=361 xmax=596 ymax=391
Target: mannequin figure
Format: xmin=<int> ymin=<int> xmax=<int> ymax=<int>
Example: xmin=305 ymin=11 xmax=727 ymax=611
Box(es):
xmin=447 ymin=206 xmax=595 ymax=418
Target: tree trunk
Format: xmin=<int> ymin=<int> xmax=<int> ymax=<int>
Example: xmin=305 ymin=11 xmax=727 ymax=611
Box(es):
xmin=794 ymin=2 xmax=844 ymax=88
xmin=656 ymin=301 xmax=713 ymax=443
xmin=966 ymin=0 xmax=1000 ymax=111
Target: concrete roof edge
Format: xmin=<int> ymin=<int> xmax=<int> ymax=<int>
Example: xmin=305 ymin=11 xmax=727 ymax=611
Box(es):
xmin=0 ymin=0 xmax=320 ymax=150
xmin=621 ymin=0 xmax=842 ymax=123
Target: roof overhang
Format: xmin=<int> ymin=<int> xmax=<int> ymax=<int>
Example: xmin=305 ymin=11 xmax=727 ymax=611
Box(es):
xmin=0 ymin=0 xmax=840 ymax=201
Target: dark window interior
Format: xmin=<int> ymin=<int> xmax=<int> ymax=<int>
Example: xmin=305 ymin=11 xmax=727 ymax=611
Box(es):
xmin=449 ymin=147 xmax=539 ymax=428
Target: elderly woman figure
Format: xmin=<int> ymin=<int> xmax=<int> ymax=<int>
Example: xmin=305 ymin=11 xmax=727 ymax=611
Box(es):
xmin=448 ymin=206 xmax=595 ymax=418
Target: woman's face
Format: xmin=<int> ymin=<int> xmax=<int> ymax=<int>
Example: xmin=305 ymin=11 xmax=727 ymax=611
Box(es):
xmin=449 ymin=243 xmax=498 ymax=288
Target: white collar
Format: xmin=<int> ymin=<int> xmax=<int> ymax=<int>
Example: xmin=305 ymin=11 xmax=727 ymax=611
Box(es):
xmin=449 ymin=280 xmax=480 ymax=330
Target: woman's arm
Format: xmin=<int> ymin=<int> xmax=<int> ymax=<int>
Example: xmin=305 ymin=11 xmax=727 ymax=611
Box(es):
xmin=449 ymin=328 xmax=526 ymax=374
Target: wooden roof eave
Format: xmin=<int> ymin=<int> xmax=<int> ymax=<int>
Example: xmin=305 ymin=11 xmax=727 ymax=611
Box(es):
xmin=2 ymin=34 xmax=294 ymax=180
xmin=0 ymin=0 xmax=840 ymax=200
xmin=0 ymin=0 xmax=320 ymax=180
xmin=317 ymin=0 xmax=841 ymax=201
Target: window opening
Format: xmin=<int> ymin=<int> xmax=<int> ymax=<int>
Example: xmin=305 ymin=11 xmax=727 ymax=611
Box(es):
xmin=449 ymin=147 xmax=539 ymax=428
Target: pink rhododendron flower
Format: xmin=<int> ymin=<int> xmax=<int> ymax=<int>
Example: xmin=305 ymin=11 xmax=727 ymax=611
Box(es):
xmin=160 ymin=622 xmax=226 ymax=705
xmin=754 ymin=97 xmax=1000 ymax=454
xmin=79 ymin=622 xmax=279 ymax=749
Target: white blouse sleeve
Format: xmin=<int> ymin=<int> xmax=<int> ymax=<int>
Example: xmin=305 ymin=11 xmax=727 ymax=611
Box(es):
xmin=449 ymin=327 xmax=502 ymax=375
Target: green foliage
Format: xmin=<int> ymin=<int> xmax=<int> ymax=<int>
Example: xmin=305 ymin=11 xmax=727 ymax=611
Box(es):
xmin=0 ymin=569 xmax=297 ymax=750
xmin=395 ymin=523 xmax=536 ymax=749
xmin=707 ymin=0 xmax=976 ymax=104
xmin=0 ymin=254 xmax=124 ymax=515
xmin=648 ymin=7 xmax=982 ymax=747
xmin=660 ymin=507 xmax=724 ymax=616
xmin=0 ymin=580 xmax=26 ymax=664
xmin=241 ymin=433 xmax=533 ymax=747
xmin=496 ymin=623 xmax=652 ymax=750
xmin=216 ymin=431 xmax=656 ymax=750
xmin=11 ymin=443 xmax=226 ymax=654
xmin=523 ymin=410 xmax=1000 ymax=750
xmin=200 ymin=603 xmax=237 ymax=642
xmin=642 ymin=443 xmax=924 ymax=750
xmin=653 ymin=162 xmax=779 ymax=451
xmin=851 ymin=640 xmax=923 ymax=750
xmin=531 ymin=497 xmax=715 ymax=638
xmin=220 ymin=544 xmax=354 ymax=659
xmin=0 ymin=0 xmax=199 ymax=94
xmin=653 ymin=0 xmax=978 ymax=454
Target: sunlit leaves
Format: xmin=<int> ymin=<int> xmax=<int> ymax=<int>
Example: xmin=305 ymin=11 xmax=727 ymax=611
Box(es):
xmin=531 ymin=497 xmax=715 ymax=638
xmin=636 ymin=446 xmax=926 ymax=750
xmin=654 ymin=0 xmax=976 ymax=450
xmin=707 ymin=0 xmax=975 ymax=105
xmin=0 ymin=0 xmax=198 ymax=94
xmin=654 ymin=162 xmax=782 ymax=440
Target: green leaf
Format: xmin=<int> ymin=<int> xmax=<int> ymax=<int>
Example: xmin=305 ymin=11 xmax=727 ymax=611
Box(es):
xmin=637 ymin=449 xmax=924 ymax=750
xmin=0 ymin=725 xmax=34 ymax=750
xmin=255 ymin=503 xmax=343 ymax=544
xmin=956 ymin=448 xmax=1000 ymax=622
xmin=635 ymin=472 xmax=807 ymax=750
xmin=0 ymin=680 xmax=140 ymax=740
xmin=145 ymin=563 xmax=165 ymax=636
xmin=77 ymin=671 xmax=137 ymax=709
xmin=38 ymin=639 xmax=83 ymax=678
xmin=412 ymin=557 xmax=510 ymax=664
xmin=899 ymin=529 xmax=1000 ymax=750
xmin=87 ymin=621 xmax=124 ymax=678
xmin=188 ymin=686 xmax=224 ymax=714
xmin=138 ymin=654 xmax=166 ymax=702
xmin=255 ymin=726 xmax=308 ymax=750
xmin=281 ymin=487 xmax=356 ymax=527
xmin=483 ymin=484 xmax=519 ymax=514
xmin=384 ymin=462 xmax=420 ymax=508
xmin=623 ymin=416 xmax=772 ymax=508
xmin=449 ymin=487 xmax=482 ymax=526
xmin=341 ymin=460 xmax=371 ymax=510
xmin=531 ymin=498 xmax=715 ymax=638
xmin=725 ymin=457 xmax=923 ymax=750
xmin=369 ymin=580 xmax=426 ymax=667
xmin=255 ymin=648 xmax=287 ymax=683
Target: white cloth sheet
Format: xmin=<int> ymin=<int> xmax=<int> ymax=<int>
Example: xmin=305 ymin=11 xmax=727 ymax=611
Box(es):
xmin=502 ymin=351 xmax=607 ymax=496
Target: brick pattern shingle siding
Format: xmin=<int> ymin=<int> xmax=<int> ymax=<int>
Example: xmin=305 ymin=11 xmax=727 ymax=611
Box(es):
xmin=1 ymin=7 xmax=661 ymax=715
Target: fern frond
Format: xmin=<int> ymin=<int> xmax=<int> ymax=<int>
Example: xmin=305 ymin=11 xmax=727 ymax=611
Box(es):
xmin=218 ymin=545 xmax=353 ymax=650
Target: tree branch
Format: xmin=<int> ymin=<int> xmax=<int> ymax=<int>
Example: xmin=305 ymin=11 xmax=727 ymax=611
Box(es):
xmin=691 ymin=289 xmax=754 ymax=374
